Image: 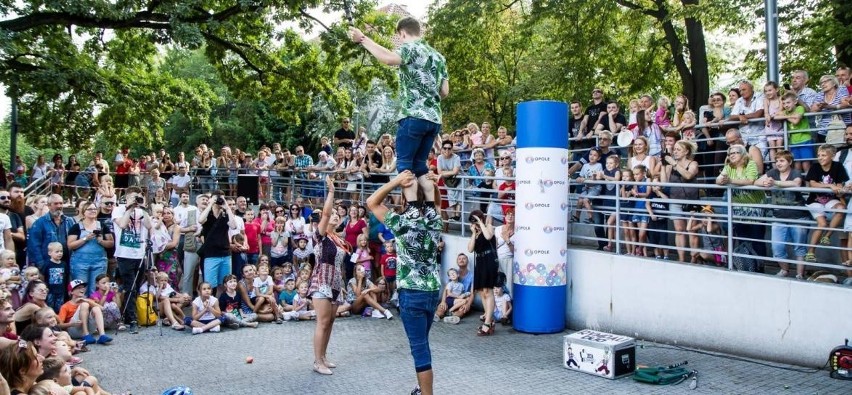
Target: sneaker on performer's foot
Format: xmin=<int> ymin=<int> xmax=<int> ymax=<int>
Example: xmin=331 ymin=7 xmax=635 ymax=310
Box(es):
xmin=383 ymin=310 xmax=393 ymax=320
xmin=410 ymin=385 xmax=422 ymax=395
xmin=443 ymin=315 xmax=460 ymax=324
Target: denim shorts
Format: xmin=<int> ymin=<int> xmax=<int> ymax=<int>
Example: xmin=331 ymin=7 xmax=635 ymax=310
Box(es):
xmin=399 ymin=289 xmax=441 ymax=372
xmin=203 ymin=256 xmax=232 ymax=288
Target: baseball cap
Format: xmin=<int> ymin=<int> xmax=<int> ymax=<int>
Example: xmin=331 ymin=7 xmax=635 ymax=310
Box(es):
xmin=68 ymin=279 xmax=87 ymax=293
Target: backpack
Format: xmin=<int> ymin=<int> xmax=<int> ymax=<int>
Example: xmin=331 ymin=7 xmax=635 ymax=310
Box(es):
xmin=136 ymin=292 xmax=159 ymax=326
xmin=732 ymin=242 xmax=758 ymax=272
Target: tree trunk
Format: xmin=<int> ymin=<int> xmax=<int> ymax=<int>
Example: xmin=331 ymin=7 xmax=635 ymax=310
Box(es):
xmin=683 ymin=4 xmax=710 ymax=107
xmin=835 ymin=1 xmax=852 ymax=67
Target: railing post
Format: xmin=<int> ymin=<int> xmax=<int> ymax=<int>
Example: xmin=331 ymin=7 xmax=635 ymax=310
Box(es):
xmin=726 ymin=186 xmax=734 ymax=270
xmin=614 ymin=187 xmax=621 ymax=255
xmin=460 ymin=179 xmax=467 ymax=238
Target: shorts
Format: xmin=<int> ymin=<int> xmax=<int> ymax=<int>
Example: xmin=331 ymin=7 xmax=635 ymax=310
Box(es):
xmin=807 ymin=200 xmax=843 ymax=219
xmin=445 ymin=297 xmax=456 ymax=307
xmin=66 ymin=308 xmax=98 ymax=339
xmin=647 ymin=219 xmax=668 ymax=245
xmin=631 ymin=214 xmax=649 ymax=224
xmin=203 ymin=256 xmax=232 ymax=288
xmin=384 ymin=275 xmax=397 ymax=283
xmin=790 ymin=140 xmax=815 ymax=162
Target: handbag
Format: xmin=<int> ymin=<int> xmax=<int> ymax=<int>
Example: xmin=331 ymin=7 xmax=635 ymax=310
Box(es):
xmin=732 ymin=241 xmax=758 ymax=272
xmin=444 ymin=176 xmax=460 ymax=188
xmin=825 ymin=115 xmax=846 ymax=145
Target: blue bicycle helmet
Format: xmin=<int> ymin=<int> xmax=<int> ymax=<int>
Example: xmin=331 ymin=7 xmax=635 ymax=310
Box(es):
xmin=162 ymin=387 xmax=193 ymax=395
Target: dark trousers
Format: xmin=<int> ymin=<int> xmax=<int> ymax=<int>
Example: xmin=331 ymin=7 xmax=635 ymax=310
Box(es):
xmin=117 ymin=257 xmax=145 ymax=324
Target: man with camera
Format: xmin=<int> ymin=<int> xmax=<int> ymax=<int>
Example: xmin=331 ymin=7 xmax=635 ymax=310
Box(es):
xmin=198 ymin=190 xmax=239 ymax=295
xmin=112 ymin=186 xmax=153 ymax=334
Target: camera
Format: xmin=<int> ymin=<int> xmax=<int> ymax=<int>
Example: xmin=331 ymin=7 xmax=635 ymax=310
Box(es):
xmin=134 ymin=196 xmax=144 ymax=204
xmin=310 ymin=212 xmax=320 ymax=223
xmin=109 ymin=282 xmax=118 ymax=289
xmin=216 ymin=196 xmax=226 ymax=205
xmin=92 ymin=229 xmax=102 ymax=236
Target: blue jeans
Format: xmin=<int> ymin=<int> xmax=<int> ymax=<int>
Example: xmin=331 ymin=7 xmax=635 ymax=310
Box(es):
xmin=771 ymin=221 xmax=809 ymax=259
xmin=70 ymin=257 xmax=107 ymax=296
xmin=396 ymin=117 xmax=441 ymax=177
xmin=399 ymin=289 xmax=441 ymax=372
xmin=203 ymin=256 xmax=232 ymax=288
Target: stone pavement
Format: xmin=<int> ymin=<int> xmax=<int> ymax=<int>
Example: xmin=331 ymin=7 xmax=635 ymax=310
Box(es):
xmin=82 ymin=316 xmax=845 ymax=394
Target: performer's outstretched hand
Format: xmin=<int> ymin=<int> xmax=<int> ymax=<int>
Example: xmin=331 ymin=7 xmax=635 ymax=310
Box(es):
xmin=325 ymin=175 xmax=336 ymax=192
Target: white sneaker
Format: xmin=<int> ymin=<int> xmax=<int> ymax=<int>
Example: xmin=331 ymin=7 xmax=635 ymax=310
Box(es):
xmin=209 ymin=325 xmax=221 ymax=333
xmin=283 ymin=312 xmax=294 ymax=321
xmin=391 ymin=291 xmax=399 ymax=301
xmin=192 ymin=327 xmax=202 ymax=335
xmin=443 ymin=316 xmax=460 ymax=324
xmin=384 ymin=310 xmax=394 ymax=320
xmin=371 ymin=309 xmax=385 ymax=318
xmin=776 ymin=269 xmax=789 ymax=277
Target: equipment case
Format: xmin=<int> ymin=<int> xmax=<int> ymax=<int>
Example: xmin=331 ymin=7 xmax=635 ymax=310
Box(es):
xmin=564 ymin=329 xmax=636 ymax=379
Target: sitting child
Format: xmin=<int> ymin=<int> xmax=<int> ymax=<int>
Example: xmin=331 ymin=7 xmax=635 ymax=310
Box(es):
xmin=219 ymin=274 xmax=259 ymax=329
xmin=33 ymin=307 xmax=83 ymax=361
xmin=89 ymin=274 xmax=122 ymax=330
xmin=142 ymin=271 xmax=189 ymax=330
xmin=283 ymin=281 xmax=316 ymax=321
xmin=254 ymin=262 xmax=284 ymax=323
xmin=439 ymin=268 xmax=466 ymax=324
xmin=238 ymin=264 xmax=275 ymax=323
xmin=58 ymin=280 xmax=112 ymax=345
xmin=185 ymin=282 xmax=223 ymax=334
xmin=277 ymin=278 xmax=297 ymax=313
xmin=492 ymin=286 xmax=512 ymax=324
xmin=379 ymin=240 xmax=398 ymax=304
xmin=37 ymin=356 xmax=106 ymax=395
xmin=353 ymin=234 xmax=373 ymax=279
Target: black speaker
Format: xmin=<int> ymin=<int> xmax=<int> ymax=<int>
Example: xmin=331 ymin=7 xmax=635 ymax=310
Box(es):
xmin=237 ymin=174 xmax=259 ymax=203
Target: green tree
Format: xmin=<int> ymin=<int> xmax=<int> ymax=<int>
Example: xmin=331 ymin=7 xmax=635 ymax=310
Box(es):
xmin=0 ymin=0 xmax=389 ymax=149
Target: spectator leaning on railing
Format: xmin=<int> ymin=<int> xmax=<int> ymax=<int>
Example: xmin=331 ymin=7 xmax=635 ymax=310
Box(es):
xmin=717 ymin=144 xmax=766 ymax=267
xmin=803 ymin=144 xmax=847 ymax=263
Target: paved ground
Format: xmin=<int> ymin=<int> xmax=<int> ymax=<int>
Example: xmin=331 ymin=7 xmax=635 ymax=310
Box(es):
xmin=81 ymin=315 xmax=844 ymax=395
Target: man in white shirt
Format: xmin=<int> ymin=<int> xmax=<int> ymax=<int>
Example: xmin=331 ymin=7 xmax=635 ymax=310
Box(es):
xmin=728 ymin=80 xmax=766 ymax=156
xmin=0 ymin=211 xmax=12 ymax=252
xmin=112 ymin=186 xmax=153 ymax=334
xmin=168 ymin=164 xmax=192 ymax=207
xmin=791 ymin=70 xmax=819 ymax=108
xmin=179 ymin=193 xmax=206 ymax=296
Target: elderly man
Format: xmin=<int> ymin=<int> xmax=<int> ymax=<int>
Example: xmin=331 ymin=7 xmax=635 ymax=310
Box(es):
xmin=790 ymin=70 xmax=819 ymax=109
xmin=27 ymin=194 xmax=75 ymax=271
xmin=728 ymin=80 xmax=765 ymax=156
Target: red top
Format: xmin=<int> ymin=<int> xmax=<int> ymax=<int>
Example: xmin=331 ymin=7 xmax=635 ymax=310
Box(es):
xmin=244 ymin=222 xmax=261 ymax=254
xmin=344 ymin=218 xmax=366 ymax=248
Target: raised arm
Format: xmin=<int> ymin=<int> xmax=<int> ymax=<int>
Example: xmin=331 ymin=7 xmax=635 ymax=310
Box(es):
xmin=350 ymin=28 xmax=402 ymax=66
xmin=317 ymin=176 xmax=336 ymax=237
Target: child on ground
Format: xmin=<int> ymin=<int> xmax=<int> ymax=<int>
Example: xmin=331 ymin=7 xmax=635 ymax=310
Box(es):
xmin=89 ymin=274 xmax=122 ymax=330
xmin=439 ymin=268 xmax=466 ymax=324
xmin=774 ymin=91 xmax=813 ymax=173
xmin=42 ymin=242 xmax=68 ymax=312
xmin=283 ymin=281 xmax=316 ymax=321
xmin=492 ymin=286 xmax=512 ymax=325
xmin=353 ymin=233 xmax=373 ymax=279
xmin=20 ymin=266 xmax=41 ymax=302
xmin=230 ymin=233 xmax=249 ymax=278
xmin=219 ymin=274 xmax=259 ymax=329
xmin=278 ymin=278 xmax=297 ymax=313
xmin=153 ymin=271 xmax=189 ymax=330
xmin=271 ymin=265 xmax=286 ymax=300
xmin=687 ymin=205 xmax=726 ymax=266
xmin=379 ymin=240 xmax=398 ymax=303
xmin=185 ymin=282 xmax=223 ymax=334
xmin=629 ymin=165 xmax=651 ymax=257
xmin=238 ymin=264 xmax=276 ymax=323
xmin=573 ymin=149 xmax=603 ymax=224
xmin=297 ymin=267 xmax=311 ymax=284
xmin=254 ymin=262 xmax=283 ymax=323
xmin=33 ymin=307 xmax=81 ymax=357
xmin=281 ymin=262 xmax=296 ymax=283
xmin=646 ymin=176 xmax=671 ymax=259
xmin=37 ymin=356 xmax=105 ymax=395
xmin=58 ymin=280 xmax=113 ymax=345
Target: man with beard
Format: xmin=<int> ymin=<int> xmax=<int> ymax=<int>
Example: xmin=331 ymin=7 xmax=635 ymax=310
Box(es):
xmin=97 ymin=194 xmax=117 ymax=274
xmin=0 ymin=189 xmax=24 ymax=259
xmin=27 ymin=194 xmax=75 ymax=270
xmin=235 ymin=196 xmax=248 ymax=218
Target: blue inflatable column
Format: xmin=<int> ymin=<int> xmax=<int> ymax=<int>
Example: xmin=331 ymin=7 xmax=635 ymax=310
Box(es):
xmin=513 ymin=100 xmax=569 ymax=334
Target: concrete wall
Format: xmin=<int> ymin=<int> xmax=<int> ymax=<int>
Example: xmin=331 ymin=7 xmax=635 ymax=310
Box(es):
xmin=440 ymin=235 xmax=852 ymax=367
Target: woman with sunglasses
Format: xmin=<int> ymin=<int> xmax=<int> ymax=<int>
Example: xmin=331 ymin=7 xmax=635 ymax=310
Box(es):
xmin=13 ymin=281 xmax=49 ymax=334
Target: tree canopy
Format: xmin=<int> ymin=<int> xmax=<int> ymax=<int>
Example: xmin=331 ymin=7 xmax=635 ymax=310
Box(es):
xmin=0 ymin=0 xmax=392 ymax=149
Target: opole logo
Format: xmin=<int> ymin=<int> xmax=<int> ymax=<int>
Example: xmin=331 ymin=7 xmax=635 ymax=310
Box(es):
xmin=525 ymin=156 xmax=551 ymax=163
xmin=524 ymin=202 xmax=535 ymax=210
xmin=543 ymin=226 xmax=553 ymax=234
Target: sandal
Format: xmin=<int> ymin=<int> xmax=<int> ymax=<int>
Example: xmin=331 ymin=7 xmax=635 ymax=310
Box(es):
xmin=171 ymin=324 xmax=185 ymax=331
xmin=477 ymin=322 xmax=494 ymax=336
xmin=804 ymin=253 xmax=817 ymax=263
xmin=842 ymin=260 xmax=852 ymax=267
xmin=313 ymin=361 xmax=333 ymax=375
xmin=819 ymin=235 xmax=831 ymax=245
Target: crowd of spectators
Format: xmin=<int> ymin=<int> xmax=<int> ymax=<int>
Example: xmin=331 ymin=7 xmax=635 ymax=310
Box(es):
xmin=1 ymin=65 xmax=851 ymax=393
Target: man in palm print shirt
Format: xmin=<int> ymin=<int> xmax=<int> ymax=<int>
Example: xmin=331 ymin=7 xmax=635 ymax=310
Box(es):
xmin=367 ymin=170 xmax=442 ymax=395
